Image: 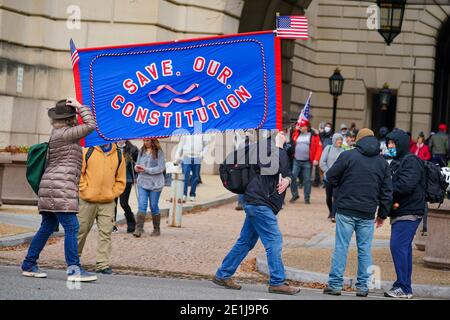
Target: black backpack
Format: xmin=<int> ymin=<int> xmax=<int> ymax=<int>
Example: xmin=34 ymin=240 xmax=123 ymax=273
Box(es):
xmin=423 ymin=160 xmax=449 ymax=204
xmin=219 ymin=144 xmax=259 ymax=194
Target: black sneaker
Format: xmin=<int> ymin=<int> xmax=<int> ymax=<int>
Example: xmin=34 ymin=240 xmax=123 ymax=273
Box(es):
xmin=289 ymin=195 xmax=299 ymax=203
xmin=112 ymin=226 xmax=118 ymax=233
xmin=323 ymin=286 xmax=341 ymax=296
xmin=96 ymin=268 xmax=113 ymax=275
xmin=305 ymin=199 xmax=311 ymax=205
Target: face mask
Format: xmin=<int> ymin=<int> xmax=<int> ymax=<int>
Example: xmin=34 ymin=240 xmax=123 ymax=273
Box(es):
xmin=324 ymin=127 xmax=331 ymax=133
xmin=388 ymin=147 xmax=397 ymax=158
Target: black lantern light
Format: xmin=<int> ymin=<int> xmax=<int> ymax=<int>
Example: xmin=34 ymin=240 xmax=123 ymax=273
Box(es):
xmin=379 ymin=82 xmax=392 ymax=111
xmin=329 ymin=67 xmax=345 ymax=132
xmin=377 ymin=0 xmax=407 ymax=45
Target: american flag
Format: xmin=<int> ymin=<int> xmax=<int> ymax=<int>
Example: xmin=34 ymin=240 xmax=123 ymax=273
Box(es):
xmin=70 ymin=39 xmax=79 ymax=68
xmin=298 ymin=92 xmax=312 ymax=122
xmin=276 ymin=15 xmax=308 ymax=39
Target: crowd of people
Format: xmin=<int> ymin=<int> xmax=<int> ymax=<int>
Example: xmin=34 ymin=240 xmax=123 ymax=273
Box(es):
xmin=20 ymin=98 xmax=449 ymax=298
xmin=216 ymin=118 xmax=449 ymax=299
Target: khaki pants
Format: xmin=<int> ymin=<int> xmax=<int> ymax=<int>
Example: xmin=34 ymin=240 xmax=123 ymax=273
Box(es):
xmin=77 ymin=199 xmax=116 ymax=271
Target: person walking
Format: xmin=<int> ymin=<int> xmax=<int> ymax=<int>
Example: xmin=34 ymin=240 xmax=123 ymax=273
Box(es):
xmin=384 ymin=129 xmax=426 ymax=299
xmin=319 ymin=133 xmax=345 ymax=222
xmin=133 ymin=139 xmax=166 ymax=237
xmin=77 ymin=143 xmax=126 ymax=275
xmin=288 ymin=119 xmax=322 ymax=204
xmin=213 ymin=131 xmax=301 ymax=295
xmin=21 ymin=98 xmax=97 ymax=282
xmin=116 ymin=140 xmax=139 ymax=233
xmin=323 ymin=128 xmax=392 ymax=297
xmin=429 ymin=124 xmax=448 ymax=167
xmin=174 ymin=134 xmax=210 ymax=202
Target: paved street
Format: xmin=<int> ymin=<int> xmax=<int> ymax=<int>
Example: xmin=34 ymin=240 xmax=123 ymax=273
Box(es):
xmin=0 ymin=265 xmax=392 ymax=300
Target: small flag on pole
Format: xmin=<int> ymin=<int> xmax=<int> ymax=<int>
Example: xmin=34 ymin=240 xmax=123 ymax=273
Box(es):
xmin=70 ymin=39 xmax=80 ymax=67
xmin=298 ymin=91 xmax=312 ymax=122
xmin=276 ymin=15 xmax=308 ymax=40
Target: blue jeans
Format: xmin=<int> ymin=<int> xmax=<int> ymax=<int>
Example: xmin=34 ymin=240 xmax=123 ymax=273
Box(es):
xmin=238 ymin=194 xmax=245 ymax=206
xmin=390 ymin=219 xmax=422 ymax=294
xmin=22 ymin=212 xmax=80 ymax=271
xmin=290 ymin=160 xmax=311 ymax=200
xmin=137 ymin=186 xmax=161 ymax=216
xmin=328 ymin=213 xmax=375 ymax=292
xmin=216 ymin=204 xmax=285 ymax=286
xmin=182 ymin=157 xmax=201 ymax=197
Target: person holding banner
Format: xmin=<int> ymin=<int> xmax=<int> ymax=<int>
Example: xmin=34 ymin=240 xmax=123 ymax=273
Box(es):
xmin=134 ymin=139 xmax=166 ymax=237
xmin=77 ymin=142 xmax=126 ymax=275
xmin=21 ymin=98 xmax=98 ymax=282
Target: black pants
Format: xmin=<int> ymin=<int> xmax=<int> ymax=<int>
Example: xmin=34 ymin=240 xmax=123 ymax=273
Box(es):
xmin=114 ymin=182 xmax=136 ymax=226
xmin=325 ymin=182 xmax=336 ymax=219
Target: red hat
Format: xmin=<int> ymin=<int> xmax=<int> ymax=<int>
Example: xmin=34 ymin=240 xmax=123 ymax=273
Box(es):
xmin=297 ymin=119 xmax=310 ymax=127
xmin=439 ymin=124 xmax=447 ymax=132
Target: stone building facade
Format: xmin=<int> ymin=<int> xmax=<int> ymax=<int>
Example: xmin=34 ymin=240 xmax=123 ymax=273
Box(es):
xmin=0 ymin=0 xmax=449 ymax=153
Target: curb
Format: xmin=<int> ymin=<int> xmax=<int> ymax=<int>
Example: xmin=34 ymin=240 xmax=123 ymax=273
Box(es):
xmin=0 ymin=231 xmax=64 ymax=248
xmin=0 ymin=194 xmax=238 ymax=248
xmin=256 ymin=255 xmax=450 ymax=299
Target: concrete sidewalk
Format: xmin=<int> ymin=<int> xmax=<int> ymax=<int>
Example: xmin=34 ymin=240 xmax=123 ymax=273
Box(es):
xmin=0 ymin=174 xmax=237 ymax=247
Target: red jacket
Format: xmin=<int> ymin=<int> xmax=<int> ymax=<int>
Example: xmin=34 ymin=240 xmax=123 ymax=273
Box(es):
xmin=290 ymin=129 xmax=323 ymax=164
xmin=410 ymin=143 xmax=431 ymax=161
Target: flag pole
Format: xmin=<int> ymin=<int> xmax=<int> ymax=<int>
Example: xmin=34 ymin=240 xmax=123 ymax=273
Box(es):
xmin=275 ymin=12 xmax=280 ymax=36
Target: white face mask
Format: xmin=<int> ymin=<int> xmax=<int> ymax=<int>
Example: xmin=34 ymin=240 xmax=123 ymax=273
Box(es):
xmin=324 ymin=127 xmax=331 ymax=133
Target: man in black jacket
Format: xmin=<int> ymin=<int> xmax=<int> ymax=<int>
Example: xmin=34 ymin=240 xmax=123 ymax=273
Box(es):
xmin=384 ymin=129 xmax=425 ymax=299
xmin=323 ymin=128 xmax=392 ymax=297
xmin=213 ymin=131 xmax=301 ymax=295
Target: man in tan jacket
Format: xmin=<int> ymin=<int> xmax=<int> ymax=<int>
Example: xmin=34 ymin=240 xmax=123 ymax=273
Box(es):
xmin=77 ymin=143 xmax=126 ymax=274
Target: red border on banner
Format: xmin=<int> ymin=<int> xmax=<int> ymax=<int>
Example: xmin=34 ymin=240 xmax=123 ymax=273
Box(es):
xmin=274 ymin=36 xmax=283 ymax=131
xmin=72 ymin=63 xmax=86 ymax=146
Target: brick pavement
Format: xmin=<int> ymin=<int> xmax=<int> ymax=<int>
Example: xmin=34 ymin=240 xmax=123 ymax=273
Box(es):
xmin=0 ymin=186 xmax=334 ymax=280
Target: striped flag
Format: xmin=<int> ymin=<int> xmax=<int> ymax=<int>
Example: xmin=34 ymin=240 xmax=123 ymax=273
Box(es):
xmin=70 ymin=39 xmax=79 ymax=67
xmin=276 ymin=15 xmax=308 ymax=39
xmin=298 ymin=91 xmax=312 ymax=122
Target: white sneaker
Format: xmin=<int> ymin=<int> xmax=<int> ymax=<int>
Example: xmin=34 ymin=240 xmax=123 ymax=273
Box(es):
xmin=189 ymin=196 xmax=196 ymax=202
xmin=384 ymin=287 xmax=411 ymax=299
xmin=182 ymin=195 xmax=187 ymax=202
xmin=67 ymin=267 xmax=98 ymax=282
xmin=22 ymin=266 xmax=47 ymax=278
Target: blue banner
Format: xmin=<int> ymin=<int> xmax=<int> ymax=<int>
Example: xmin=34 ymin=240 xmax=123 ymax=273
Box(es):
xmin=71 ymin=31 xmax=282 ymax=147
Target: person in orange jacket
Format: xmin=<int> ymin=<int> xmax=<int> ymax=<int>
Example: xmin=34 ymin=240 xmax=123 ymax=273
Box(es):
xmin=288 ymin=119 xmax=322 ymax=204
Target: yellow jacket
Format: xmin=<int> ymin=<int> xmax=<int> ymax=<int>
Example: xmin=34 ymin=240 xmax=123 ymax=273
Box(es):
xmin=79 ymin=144 xmax=126 ymax=203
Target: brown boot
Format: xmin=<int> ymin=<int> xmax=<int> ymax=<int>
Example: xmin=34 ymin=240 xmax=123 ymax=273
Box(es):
xmin=150 ymin=214 xmax=160 ymax=237
xmin=133 ymin=212 xmax=146 ymax=238
xmin=268 ymin=283 xmax=301 ymax=295
xmin=212 ymin=276 xmax=242 ymax=290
